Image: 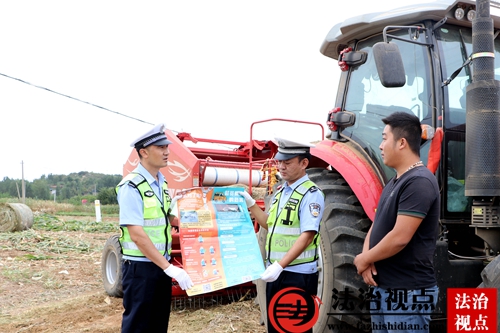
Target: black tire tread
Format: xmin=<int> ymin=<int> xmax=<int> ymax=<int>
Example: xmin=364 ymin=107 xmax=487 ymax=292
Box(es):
xmin=308 ymin=168 xmax=371 ymax=333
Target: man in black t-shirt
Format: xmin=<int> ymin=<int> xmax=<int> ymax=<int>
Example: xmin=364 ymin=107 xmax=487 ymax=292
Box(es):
xmin=354 ymin=112 xmax=439 ymax=333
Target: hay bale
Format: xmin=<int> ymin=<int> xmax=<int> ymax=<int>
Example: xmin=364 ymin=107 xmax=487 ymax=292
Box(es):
xmin=0 ymin=203 xmax=34 ymax=233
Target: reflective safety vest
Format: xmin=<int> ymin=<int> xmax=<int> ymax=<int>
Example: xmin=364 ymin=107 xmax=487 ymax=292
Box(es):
xmin=266 ymin=180 xmax=322 ymax=266
xmin=116 ymin=172 xmax=172 ymax=258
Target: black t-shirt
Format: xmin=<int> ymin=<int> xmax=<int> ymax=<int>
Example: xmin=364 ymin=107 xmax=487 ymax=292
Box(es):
xmin=369 ymin=166 xmax=440 ymax=289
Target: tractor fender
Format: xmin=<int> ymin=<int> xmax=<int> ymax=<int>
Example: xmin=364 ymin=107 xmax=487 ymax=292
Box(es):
xmin=311 ymin=139 xmax=383 ymax=222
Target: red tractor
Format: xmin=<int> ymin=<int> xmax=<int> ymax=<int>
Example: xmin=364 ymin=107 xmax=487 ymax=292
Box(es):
xmin=304 ymin=0 xmax=500 ymax=331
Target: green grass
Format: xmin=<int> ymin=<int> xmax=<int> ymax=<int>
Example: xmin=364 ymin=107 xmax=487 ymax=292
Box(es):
xmin=55 ymin=211 xmax=119 ymax=217
xmin=34 ymin=213 xmax=118 ymax=233
xmin=1 ymin=267 xmax=32 ymax=283
xmin=0 ymin=198 xmax=119 ymax=214
xmin=0 ymin=228 xmax=94 ymax=254
xmin=0 ymin=213 xmax=118 ymax=254
xmin=0 ymin=265 xmax=64 ymax=290
xmin=22 ymin=253 xmax=53 ymax=260
xmin=0 ymin=200 xmax=118 ymax=291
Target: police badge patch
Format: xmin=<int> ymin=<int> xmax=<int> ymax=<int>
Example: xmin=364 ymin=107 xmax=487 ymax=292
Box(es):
xmin=144 ymin=190 xmax=154 ymax=197
xmin=309 ymin=203 xmax=321 ymax=217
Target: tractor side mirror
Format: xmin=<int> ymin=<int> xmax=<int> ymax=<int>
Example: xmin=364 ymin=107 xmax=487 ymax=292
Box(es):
xmin=373 ymin=42 xmax=406 ymax=87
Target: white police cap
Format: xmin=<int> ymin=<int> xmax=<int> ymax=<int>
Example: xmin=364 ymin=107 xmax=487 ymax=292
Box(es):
xmin=130 ymin=123 xmax=173 ymax=149
xmin=274 ymin=137 xmax=314 ymax=161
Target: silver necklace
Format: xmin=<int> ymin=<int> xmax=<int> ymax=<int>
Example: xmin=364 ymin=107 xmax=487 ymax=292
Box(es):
xmin=406 ymin=160 xmax=423 ymax=172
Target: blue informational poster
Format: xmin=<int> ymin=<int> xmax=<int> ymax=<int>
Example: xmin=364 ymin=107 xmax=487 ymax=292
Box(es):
xmin=174 ymin=186 xmax=265 ymax=296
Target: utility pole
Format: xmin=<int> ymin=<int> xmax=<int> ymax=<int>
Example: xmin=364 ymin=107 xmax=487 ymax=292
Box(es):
xmin=21 ymin=161 xmax=25 ymax=204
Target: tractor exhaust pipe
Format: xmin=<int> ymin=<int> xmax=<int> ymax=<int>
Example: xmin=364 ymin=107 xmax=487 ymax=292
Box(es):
xmin=465 ymin=0 xmax=500 ymax=196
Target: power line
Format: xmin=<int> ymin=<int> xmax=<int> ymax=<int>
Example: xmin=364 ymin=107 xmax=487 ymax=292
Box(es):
xmin=0 ymin=71 xmax=154 ymax=126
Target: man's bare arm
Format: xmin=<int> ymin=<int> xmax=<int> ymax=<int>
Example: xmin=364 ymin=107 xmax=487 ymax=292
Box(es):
xmin=354 ymin=215 xmax=423 ymax=274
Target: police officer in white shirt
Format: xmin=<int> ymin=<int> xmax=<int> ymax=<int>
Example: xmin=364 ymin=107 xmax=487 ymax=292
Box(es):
xmin=238 ymin=138 xmax=325 ymax=333
xmin=117 ymin=123 xmax=193 ymax=333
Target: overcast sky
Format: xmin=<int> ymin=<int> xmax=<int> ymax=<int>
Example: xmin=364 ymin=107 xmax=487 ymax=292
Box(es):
xmin=0 ymin=0 xmax=421 ymax=181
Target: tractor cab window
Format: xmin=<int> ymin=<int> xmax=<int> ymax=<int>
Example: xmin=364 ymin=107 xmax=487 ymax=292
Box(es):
xmin=436 ymin=24 xmax=500 ymax=215
xmin=437 ymin=25 xmax=472 ymax=129
xmin=437 ymin=24 xmax=500 ymax=130
xmin=445 ymin=132 xmax=472 ymax=213
xmin=342 ymin=28 xmax=432 ymax=183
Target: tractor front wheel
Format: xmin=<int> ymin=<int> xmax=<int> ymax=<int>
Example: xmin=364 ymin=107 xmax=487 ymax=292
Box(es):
xmin=253 ymin=167 xmax=373 ymax=332
xmin=307 ymin=168 xmax=372 ymax=333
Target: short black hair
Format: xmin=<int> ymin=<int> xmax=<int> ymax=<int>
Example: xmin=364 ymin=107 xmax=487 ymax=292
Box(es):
xmin=136 ymin=147 xmax=144 ymax=159
xmin=382 ymin=112 xmax=421 ymax=156
xmin=298 ymin=152 xmax=312 ymax=162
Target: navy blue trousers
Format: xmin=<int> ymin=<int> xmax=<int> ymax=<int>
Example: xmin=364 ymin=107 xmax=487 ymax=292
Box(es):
xmin=121 ymin=260 xmax=172 ymax=333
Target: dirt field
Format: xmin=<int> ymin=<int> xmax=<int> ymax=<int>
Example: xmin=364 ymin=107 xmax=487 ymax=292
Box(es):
xmin=0 ymin=214 xmax=265 ymax=333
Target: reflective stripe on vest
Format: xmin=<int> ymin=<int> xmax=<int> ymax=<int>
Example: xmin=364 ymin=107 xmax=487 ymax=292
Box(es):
xmin=116 ymin=172 xmax=172 ymax=258
xmin=266 ymin=180 xmax=322 ymax=266
xmin=121 ymin=242 xmax=166 ymax=252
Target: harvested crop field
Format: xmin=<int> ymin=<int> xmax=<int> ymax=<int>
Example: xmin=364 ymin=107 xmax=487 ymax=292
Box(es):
xmin=0 ymin=208 xmax=265 ymax=333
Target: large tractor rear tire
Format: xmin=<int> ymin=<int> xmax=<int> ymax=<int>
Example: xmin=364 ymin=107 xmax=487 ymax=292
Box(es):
xmin=101 ymin=234 xmax=123 ymax=297
xmin=307 ymin=168 xmax=372 ymax=333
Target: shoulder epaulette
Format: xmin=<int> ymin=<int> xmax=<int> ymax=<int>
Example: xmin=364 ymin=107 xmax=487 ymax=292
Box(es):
xmin=118 ymin=173 xmax=147 ymax=188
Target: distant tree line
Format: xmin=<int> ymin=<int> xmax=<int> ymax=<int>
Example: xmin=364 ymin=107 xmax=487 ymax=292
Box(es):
xmin=0 ymin=171 xmax=123 ymax=205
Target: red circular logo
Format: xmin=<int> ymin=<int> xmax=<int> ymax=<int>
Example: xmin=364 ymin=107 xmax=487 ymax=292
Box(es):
xmin=269 ymin=287 xmax=321 ymax=333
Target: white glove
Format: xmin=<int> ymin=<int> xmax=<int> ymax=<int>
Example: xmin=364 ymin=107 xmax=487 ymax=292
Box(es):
xmin=164 ymin=265 xmax=193 ymax=290
xmin=171 ymin=195 xmax=182 ymax=206
xmin=237 ymin=191 xmax=256 ymax=208
xmin=169 ymin=195 xmax=182 ymax=217
xmin=260 ymin=261 xmax=283 ymax=282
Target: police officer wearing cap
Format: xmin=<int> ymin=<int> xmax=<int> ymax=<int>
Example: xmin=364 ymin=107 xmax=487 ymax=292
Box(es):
xmin=238 ymin=138 xmax=325 ymax=333
xmin=116 ymin=123 xmax=193 ymax=333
